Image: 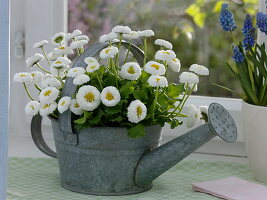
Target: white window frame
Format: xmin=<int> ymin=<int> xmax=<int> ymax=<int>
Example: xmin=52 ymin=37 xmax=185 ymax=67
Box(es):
xmin=0 ymin=0 xmax=9 ymax=198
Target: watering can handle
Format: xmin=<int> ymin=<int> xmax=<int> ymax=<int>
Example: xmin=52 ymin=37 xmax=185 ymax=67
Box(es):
xmin=31 ymin=114 xmax=57 ymax=158
xmin=59 ymin=42 xmax=144 ymax=145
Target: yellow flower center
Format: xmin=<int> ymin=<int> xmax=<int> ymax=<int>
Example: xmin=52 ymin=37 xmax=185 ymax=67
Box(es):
xmin=74 ymin=103 xmax=80 ymax=108
xmin=30 ymin=105 xmax=35 ymax=110
xmin=156 ymin=78 xmax=161 ymax=82
xmin=106 ymin=92 xmax=114 ymax=101
xmin=44 ymin=90 xmax=52 ymax=96
xmin=151 ymin=64 xmax=160 ymax=70
xmin=58 ymin=46 xmax=65 ymax=50
xmin=61 ymin=101 xmax=66 ymax=106
xmin=55 ymin=61 xmax=62 ymax=64
xmin=173 ymin=58 xmax=177 ymax=62
xmin=43 ymin=104 xmax=50 ymax=109
xmin=73 ymin=70 xmax=78 ymax=72
xmin=84 ymin=92 xmax=95 ymax=102
xmin=127 ymin=66 xmax=135 ymax=74
xmin=31 ymin=73 xmax=35 ymax=77
xmin=105 ymin=49 xmax=111 ymax=54
xmin=162 ymin=51 xmax=170 ymax=55
xmin=90 ymin=66 xmax=96 ymax=69
xmin=137 ymin=106 xmax=142 ymax=117
xmin=19 ymin=74 xmax=26 ymax=77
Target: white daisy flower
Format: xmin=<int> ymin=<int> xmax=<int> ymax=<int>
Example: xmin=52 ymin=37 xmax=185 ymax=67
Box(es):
xmin=167 ymin=58 xmax=181 ymax=72
xmin=70 ymin=40 xmax=88 ymax=49
xmin=73 ymin=74 xmax=90 ymax=85
xmin=179 ymin=72 xmax=199 ymax=84
xmin=41 ymin=77 xmax=61 ymax=88
xmin=33 ymin=40 xmax=48 ymax=48
xmin=138 ymin=30 xmax=155 ymax=37
xmin=50 ymin=65 xmax=68 ymax=78
xmin=127 ymin=100 xmax=147 ymax=123
xmin=76 ymin=85 xmax=101 ymax=111
xmin=84 ymin=57 xmax=98 ymax=65
xmin=26 ymin=53 xmax=44 ymax=67
xmin=72 ymin=30 xmax=82 ymax=37
xmin=122 ymin=31 xmax=139 ymax=40
xmin=25 ymin=101 xmax=41 ymax=116
xmin=147 ymin=75 xmax=168 ymax=87
xmin=185 ymin=104 xmax=201 ymax=128
xmin=99 ymin=46 xmax=119 ymax=59
xmin=120 ymin=62 xmax=142 ymax=80
xmin=39 ymin=87 xmax=59 ymax=104
xmin=101 ymin=86 xmax=121 ymax=107
xmin=58 ymin=96 xmax=71 ymax=113
xmin=155 ymin=50 xmax=176 ymax=61
xmin=47 ymin=52 xmax=59 ymax=61
xmin=30 ymin=71 xmax=44 ymax=83
xmin=155 ymin=39 xmax=173 ymax=49
xmin=144 ymin=61 xmax=166 ymax=75
xmin=65 ymin=33 xmax=73 ymax=42
xmin=51 ymin=32 xmax=65 ymax=45
xmin=86 ymin=62 xmax=100 ymax=73
xmin=53 ymin=46 xmax=74 ymax=55
xmin=67 ymin=67 xmax=86 ymax=78
xmin=13 ymin=72 xmax=33 ymax=84
xmin=99 ymin=34 xmax=109 ymax=43
xmin=187 ymin=83 xmax=198 ymax=92
xmin=76 ymin=35 xmax=89 ymax=42
xmin=107 ymin=32 xmax=118 ymax=41
xmin=199 ymin=106 xmax=208 ymax=115
xmin=112 ymin=25 xmax=131 ymax=34
xmin=189 ymin=64 xmax=209 ymax=76
xmin=55 ymin=57 xmax=71 ymax=65
xmin=39 ymin=102 xmax=57 ymax=117
xmin=70 ymin=99 xmax=84 ymax=115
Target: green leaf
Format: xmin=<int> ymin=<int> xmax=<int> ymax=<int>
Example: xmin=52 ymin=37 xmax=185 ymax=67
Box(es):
xmin=128 ymin=124 xmax=145 ymax=138
xmin=119 ymin=81 xmax=136 ymax=98
xmin=168 ymin=118 xmax=182 ymax=129
xmin=166 ymin=83 xmax=184 ymax=99
xmin=110 ymin=116 xmax=123 ymax=123
xmin=104 ymin=103 xmax=123 ymax=115
xmin=133 ymin=88 xmax=148 ymax=102
xmin=89 ymin=110 xmax=104 ymax=125
xmin=74 ymin=111 xmax=92 ymax=124
xmin=157 ymin=93 xmax=170 ymax=110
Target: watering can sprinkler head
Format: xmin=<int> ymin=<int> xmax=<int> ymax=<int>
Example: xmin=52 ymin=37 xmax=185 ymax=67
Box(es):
xmin=207 ymin=103 xmax=237 ymax=143
xmin=134 ymin=103 xmax=237 ymax=187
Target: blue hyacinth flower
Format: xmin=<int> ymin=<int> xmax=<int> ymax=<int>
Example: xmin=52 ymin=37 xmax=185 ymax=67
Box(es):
xmin=256 ymin=12 xmax=267 ymax=35
xmin=242 ymin=15 xmax=255 ymax=50
xmin=232 ymin=46 xmax=245 ymax=63
xmin=220 ymin=3 xmax=236 ymax=32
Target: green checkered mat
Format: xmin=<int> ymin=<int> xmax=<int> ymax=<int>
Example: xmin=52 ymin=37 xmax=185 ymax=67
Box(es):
xmin=8 ymin=158 xmax=254 ymax=200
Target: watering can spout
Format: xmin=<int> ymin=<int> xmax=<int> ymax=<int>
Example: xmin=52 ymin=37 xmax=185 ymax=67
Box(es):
xmin=134 ymin=103 xmax=237 ymax=187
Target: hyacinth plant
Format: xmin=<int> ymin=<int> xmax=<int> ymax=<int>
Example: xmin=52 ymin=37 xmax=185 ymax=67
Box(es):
xmin=219 ymin=3 xmax=267 ymax=106
xmin=13 ymin=26 xmax=209 ymax=138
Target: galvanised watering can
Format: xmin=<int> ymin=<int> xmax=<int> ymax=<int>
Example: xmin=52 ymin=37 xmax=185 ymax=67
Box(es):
xmin=31 ymin=42 xmax=237 ymax=195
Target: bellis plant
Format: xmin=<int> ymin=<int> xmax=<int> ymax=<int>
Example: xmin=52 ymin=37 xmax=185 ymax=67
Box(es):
xmin=13 ymin=26 xmax=209 ymax=138
xmin=219 ymin=3 xmax=267 ymax=106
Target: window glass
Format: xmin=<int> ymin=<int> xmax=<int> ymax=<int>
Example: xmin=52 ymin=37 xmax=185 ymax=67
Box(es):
xmin=68 ymin=0 xmax=258 ymax=97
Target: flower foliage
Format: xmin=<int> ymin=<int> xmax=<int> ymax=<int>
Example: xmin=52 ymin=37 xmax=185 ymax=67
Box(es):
xmin=14 ymin=26 xmax=209 ymax=138
xmin=219 ymin=3 xmax=267 ymax=106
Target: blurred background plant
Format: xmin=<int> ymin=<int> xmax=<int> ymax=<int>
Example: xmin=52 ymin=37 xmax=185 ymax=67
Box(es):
xmin=68 ymin=0 xmax=258 ymax=97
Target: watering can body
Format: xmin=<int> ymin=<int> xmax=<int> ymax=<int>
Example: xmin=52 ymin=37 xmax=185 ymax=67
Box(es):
xmin=30 ymin=42 xmax=237 ymax=195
